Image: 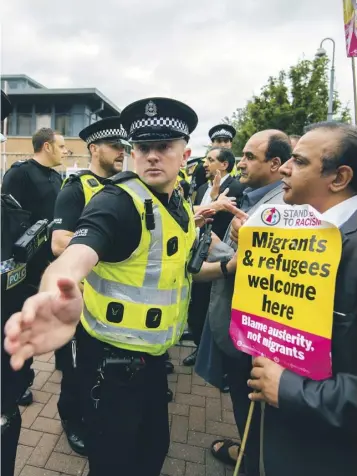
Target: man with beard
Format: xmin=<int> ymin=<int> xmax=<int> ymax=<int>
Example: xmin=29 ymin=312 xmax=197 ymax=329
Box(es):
xmin=51 ymin=116 xmax=130 ymax=455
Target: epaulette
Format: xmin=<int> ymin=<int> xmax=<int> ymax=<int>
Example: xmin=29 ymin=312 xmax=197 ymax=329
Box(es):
xmin=71 ymin=169 xmax=92 ymax=178
xmin=10 ymin=160 xmax=29 ymax=169
xmin=65 ymin=169 xmax=93 ymax=183
xmin=105 ymin=171 xmax=138 ymax=186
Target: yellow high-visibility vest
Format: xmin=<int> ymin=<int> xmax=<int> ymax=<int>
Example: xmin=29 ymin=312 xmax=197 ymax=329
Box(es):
xmin=62 ymin=171 xmax=104 ymax=206
xmin=81 ymin=177 xmax=196 ymax=356
xmin=178 ymin=168 xmax=189 ymax=182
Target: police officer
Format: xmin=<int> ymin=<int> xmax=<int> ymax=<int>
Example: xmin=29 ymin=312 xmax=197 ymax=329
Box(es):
xmin=1 ymin=91 xmax=48 ymax=475
xmin=5 ymin=97 xmax=199 ymax=476
xmin=51 ymin=116 xmax=130 ymax=455
xmin=209 ymin=123 xmax=239 ymax=177
xmin=2 ymin=125 xmax=66 ymax=404
xmin=208 ymin=123 xmax=236 ymax=149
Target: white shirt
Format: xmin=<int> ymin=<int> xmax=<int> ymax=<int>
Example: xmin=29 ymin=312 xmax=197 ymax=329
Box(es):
xmin=200 ymin=173 xmax=231 ymax=206
xmin=322 ymin=195 xmax=357 ymax=228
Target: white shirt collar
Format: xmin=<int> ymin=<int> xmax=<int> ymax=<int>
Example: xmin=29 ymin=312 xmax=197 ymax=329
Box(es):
xmin=322 ymin=195 xmax=357 ymax=228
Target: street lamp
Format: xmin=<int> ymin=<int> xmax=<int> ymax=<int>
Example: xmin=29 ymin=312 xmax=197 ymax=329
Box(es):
xmin=316 ymin=37 xmax=336 ymax=121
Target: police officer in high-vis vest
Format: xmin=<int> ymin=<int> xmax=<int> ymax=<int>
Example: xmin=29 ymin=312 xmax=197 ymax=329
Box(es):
xmin=51 ymin=116 xmax=130 ymax=455
xmin=5 ymin=97 xmax=198 ymax=476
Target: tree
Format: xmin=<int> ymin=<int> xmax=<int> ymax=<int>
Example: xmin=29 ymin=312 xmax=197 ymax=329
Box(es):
xmin=229 ymin=56 xmax=351 ymax=155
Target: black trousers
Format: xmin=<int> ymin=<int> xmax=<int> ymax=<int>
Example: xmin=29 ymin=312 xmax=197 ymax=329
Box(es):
xmin=57 ymin=330 xmax=83 ymax=424
xmin=187 ymin=282 xmax=212 ymax=346
xmin=225 ymin=355 xmax=261 ymax=476
xmin=1 ymin=407 xmax=21 ymax=476
xmin=77 ymin=327 xmax=170 ymax=476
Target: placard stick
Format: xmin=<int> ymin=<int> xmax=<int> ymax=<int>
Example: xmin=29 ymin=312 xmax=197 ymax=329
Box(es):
xmin=233 ymin=400 xmax=255 ymax=476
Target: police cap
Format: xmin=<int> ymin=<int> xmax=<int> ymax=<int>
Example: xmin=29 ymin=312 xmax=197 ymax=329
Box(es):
xmin=120 ymin=97 xmax=198 ymax=143
xmin=79 ymin=116 xmax=130 ymax=147
xmin=209 ymin=124 xmax=236 ymax=142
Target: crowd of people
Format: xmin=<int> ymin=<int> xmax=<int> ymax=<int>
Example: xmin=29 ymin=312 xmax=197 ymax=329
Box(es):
xmin=1 ymin=88 xmax=356 ymax=476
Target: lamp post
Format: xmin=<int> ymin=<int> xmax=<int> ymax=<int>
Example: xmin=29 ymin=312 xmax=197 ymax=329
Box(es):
xmin=316 ymin=37 xmax=336 ymax=121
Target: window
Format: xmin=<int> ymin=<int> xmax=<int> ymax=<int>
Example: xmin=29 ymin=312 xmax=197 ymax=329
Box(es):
xmin=17 ymin=114 xmax=32 ymax=136
xmin=36 ymin=114 xmax=51 ymax=129
xmin=55 ymin=114 xmax=70 ymax=136
xmin=35 ymin=105 xmax=52 ymax=130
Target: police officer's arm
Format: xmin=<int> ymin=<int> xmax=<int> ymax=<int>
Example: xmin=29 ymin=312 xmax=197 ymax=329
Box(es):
xmin=193 ymin=253 xmax=237 ymax=282
xmin=51 ymin=180 xmax=85 ymax=257
xmin=4 ymin=187 xmax=141 ymax=369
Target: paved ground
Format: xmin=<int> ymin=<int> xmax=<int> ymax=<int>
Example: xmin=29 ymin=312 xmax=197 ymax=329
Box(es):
xmin=15 ymin=344 xmax=241 ymax=476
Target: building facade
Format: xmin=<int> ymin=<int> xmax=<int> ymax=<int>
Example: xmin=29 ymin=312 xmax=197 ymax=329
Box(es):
xmin=1 ymin=74 xmax=131 ymax=176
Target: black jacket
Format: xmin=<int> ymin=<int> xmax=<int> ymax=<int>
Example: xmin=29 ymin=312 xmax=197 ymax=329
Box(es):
xmin=195 ymin=175 xmax=246 ymax=240
xmin=262 ymin=210 xmax=357 ymax=476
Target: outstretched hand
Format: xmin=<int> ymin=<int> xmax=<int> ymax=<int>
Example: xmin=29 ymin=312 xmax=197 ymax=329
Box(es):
xmin=214 ymin=189 xmax=238 ymax=212
xmin=4 ymin=278 xmax=83 ymax=371
xmin=194 ymin=208 xmax=215 ymax=228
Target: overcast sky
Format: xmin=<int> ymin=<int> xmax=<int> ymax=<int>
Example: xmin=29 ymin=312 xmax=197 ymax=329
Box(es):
xmin=2 ymin=0 xmax=354 ymax=155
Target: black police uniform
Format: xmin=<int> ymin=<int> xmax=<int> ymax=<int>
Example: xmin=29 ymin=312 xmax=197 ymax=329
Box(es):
xmin=1 ymin=194 xmax=37 ymax=476
xmin=2 ymin=158 xmax=62 ymax=288
xmin=53 ymin=171 xmax=106 ymax=455
xmin=1 ymin=91 xmax=39 ymax=475
xmin=53 ymin=115 xmax=129 ymax=455
xmin=191 ymin=161 xmax=207 ymax=190
xmin=2 ymin=154 xmax=62 ymax=407
xmin=68 ymin=97 xmax=198 ymax=476
xmin=71 ymin=177 xmax=190 ymax=475
xmin=54 ymin=171 xmax=105 ymax=233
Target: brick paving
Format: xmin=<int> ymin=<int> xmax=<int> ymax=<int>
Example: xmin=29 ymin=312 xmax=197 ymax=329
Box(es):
xmin=15 ymin=344 xmax=241 ymax=476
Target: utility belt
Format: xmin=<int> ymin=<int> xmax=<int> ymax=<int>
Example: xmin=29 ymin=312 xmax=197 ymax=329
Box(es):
xmin=90 ymin=346 xmax=157 ymax=410
xmin=77 ymin=324 xmax=165 ymax=409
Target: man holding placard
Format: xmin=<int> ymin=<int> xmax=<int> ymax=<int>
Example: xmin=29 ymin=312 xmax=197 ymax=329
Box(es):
xmin=237 ymin=122 xmax=357 ymax=476
xmin=220 ymin=122 xmax=356 ymax=475
xmin=195 ymin=123 xmax=357 ymax=475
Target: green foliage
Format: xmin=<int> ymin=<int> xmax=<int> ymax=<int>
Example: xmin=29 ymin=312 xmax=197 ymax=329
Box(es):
xmin=229 ymin=56 xmax=351 ymax=155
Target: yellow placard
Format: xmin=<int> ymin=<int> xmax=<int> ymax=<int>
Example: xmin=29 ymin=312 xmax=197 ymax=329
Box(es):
xmin=230 ymin=204 xmax=342 ymax=380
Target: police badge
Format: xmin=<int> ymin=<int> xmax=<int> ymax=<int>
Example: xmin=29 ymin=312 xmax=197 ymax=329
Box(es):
xmin=145 ymin=100 xmax=157 ymax=117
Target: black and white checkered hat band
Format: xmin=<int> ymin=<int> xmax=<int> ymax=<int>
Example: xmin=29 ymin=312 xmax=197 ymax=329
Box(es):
xmin=211 ymin=129 xmax=233 ymax=140
xmin=86 ymin=127 xmax=128 ymax=144
xmin=130 ymin=117 xmax=189 ymax=136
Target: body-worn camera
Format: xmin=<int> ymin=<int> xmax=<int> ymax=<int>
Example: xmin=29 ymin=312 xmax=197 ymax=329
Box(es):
xmin=13 ymin=219 xmax=49 ymax=263
xmin=188 ymin=224 xmax=212 ymax=274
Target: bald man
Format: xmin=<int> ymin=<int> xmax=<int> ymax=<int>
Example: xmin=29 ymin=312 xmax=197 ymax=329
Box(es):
xmin=194 ymin=130 xmax=292 ymax=475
